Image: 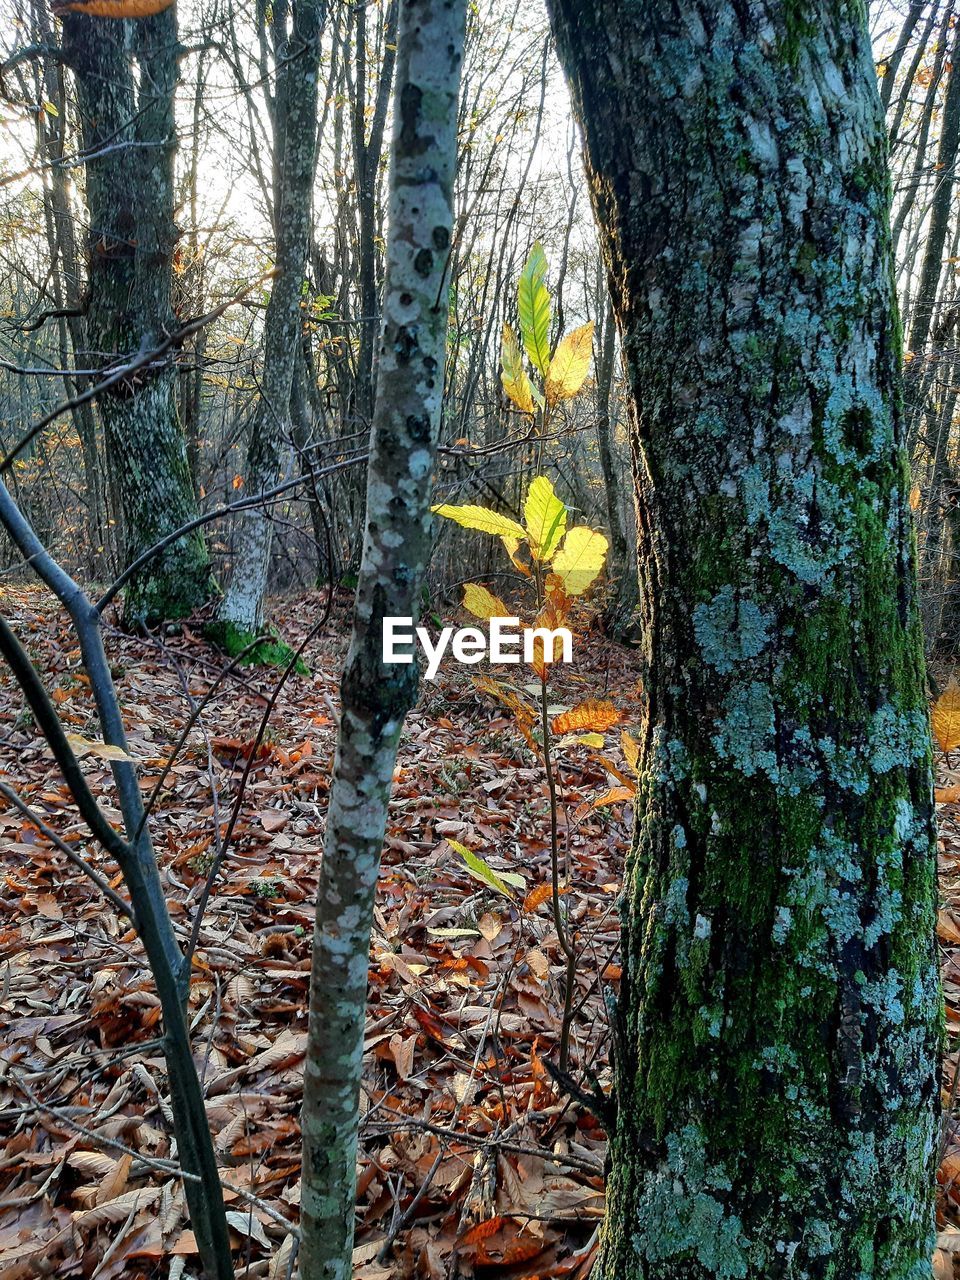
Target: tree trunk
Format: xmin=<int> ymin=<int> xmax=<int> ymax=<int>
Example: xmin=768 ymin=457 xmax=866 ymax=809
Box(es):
xmin=595 ymin=296 xmax=636 ymax=635
xmin=63 ymin=11 xmax=210 ymax=626
xmin=547 ymin=3 xmax=940 ymax=1276
xmin=907 ymin=16 xmax=960 ymax=358
xmin=299 ymin=2 xmax=466 ymax=1275
xmin=218 ymin=0 xmax=326 ymax=636
xmin=349 ymin=0 xmax=398 ymax=433
xmin=31 ymin=0 xmax=104 ymax=568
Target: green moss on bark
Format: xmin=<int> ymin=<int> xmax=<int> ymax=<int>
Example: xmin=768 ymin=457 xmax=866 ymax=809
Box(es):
xmin=548 ymin=0 xmax=941 ymax=1276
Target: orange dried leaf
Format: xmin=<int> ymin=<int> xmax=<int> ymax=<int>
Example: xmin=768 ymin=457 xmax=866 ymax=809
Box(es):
xmin=522 ymin=882 xmax=568 ymax=913
xmin=590 ymin=785 xmax=635 ymax=810
xmin=53 ymin=0 xmax=175 ymax=13
xmin=458 ymin=1217 xmax=506 ymax=1249
xmin=933 ymin=678 xmax=960 ymax=753
xmin=95 ymin=1154 xmax=132 ymax=1206
xmin=595 ymin=753 xmax=635 ymax=787
xmin=477 ymin=1234 xmax=546 ymax=1266
xmin=552 ymin=699 xmax=620 ymax=736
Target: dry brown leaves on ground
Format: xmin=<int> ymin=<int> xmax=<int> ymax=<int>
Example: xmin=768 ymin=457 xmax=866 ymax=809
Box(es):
xmin=0 ymin=585 xmax=636 ymax=1279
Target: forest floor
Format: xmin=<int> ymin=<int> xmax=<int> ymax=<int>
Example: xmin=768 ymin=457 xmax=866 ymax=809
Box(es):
xmin=3 ymin=583 xmax=960 ymax=1279
xmin=0 ymin=584 xmax=638 ymax=1280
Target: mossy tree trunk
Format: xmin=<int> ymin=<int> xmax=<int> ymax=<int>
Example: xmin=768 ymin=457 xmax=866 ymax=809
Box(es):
xmin=63 ymin=12 xmax=210 ymax=626
xmin=547 ymin=3 xmax=941 ymax=1277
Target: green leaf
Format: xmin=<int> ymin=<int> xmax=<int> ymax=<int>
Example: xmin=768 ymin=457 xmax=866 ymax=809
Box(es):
xmin=432 ymin=503 xmax=526 ymax=539
xmin=524 ymin=475 xmax=567 ymax=562
xmin=447 ymin=838 xmax=522 ymax=899
xmin=517 ymin=243 xmax=552 ymax=376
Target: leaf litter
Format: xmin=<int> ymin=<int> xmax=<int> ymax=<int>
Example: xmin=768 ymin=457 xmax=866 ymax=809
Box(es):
xmin=0 ymin=584 xmax=636 ymax=1278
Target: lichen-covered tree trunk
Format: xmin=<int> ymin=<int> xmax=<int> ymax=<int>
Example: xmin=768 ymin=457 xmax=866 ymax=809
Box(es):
xmin=218 ymin=0 xmax=325 ymax=637
xmin=547 ymin=3 xmax=941 ymax=1277
xmin=63 ymin=12 xmax=209 ymax=626
xmin=299 ymin=3 xmax=466 ymax=1276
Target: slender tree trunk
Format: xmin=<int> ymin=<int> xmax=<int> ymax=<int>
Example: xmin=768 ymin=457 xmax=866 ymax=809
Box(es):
xmin=547 ymin=3 xmax=940 ymax=1276
xmin=350 ymin=0 xmax=398 ymax=433
xmin=299 ymin=3 xmax=466 ymax=1275
xmin=879 ymin=0 xmax=927 ymax=112
xmin=218 ymin=0 xmax=326 ymax=636
xmin=595 ymin=296 xmax=635 ymax=635
xmin=63 ymin=11 xmax=210 ymax=626
xmin=31 ymin=0 xmax=103 ymax=566
xmin=907 ymin=16 xmax=960 ymax=358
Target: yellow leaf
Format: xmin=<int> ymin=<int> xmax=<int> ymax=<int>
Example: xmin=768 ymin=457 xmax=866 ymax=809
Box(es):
xmin=932 ymin=678 xmax=960 ymax=753
xmin=909 ymin=483 xmax=921 ymax=511
xmin=545 ymin=321 xmax=594 ymax=406
xmin=551 ymin=699 xmax=620 ymax=735
xmin=551 ymin=526 xmax=608 ymax=597
xmin=462 ymin=583 xmax=510 ymax=620
xmin=53 ymin=0 xmax=175 ymax=15
xmin=500 ymin=323 xmax=536 ymax=415
xmin=432 ymin=503 xmax=526 ymax=540
xmin=936 ymin=785 xmax=960 ymax=804
xmin=502 ymin=535 xmax=531 ymax=576
xmin=575 ymin=732 xmax=605 ymax=747
xmin=523 ymin=476 xmax=567 ymax=562
xmin=65 ymin=733 xmax=138 ymax=764
xmin=447 ymin=838 xmax=522 ymax=898
xmin=621 ymin=730 xmax=640 ymax=776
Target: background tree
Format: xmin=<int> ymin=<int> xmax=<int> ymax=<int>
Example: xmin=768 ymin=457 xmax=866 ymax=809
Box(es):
xmin=216 ymin=0 xmax=326 ymax=640
xmin=61 ymin=6 xmax=210 ymax=625
xmin=547 ymin=1 xmax=940 ymax=1275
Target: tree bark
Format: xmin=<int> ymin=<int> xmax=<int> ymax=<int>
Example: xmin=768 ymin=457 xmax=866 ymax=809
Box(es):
xmin=547 ymin=3 xmax=940 ymax=1276
xmin=218 ymin=0 xmax=326 ymax=636
xmin=906 ymin=15 xmax=960 ymax=358
xmin=299 ymin=2 xmax=466 ymax=1276
xmin=595 ymin=296 xmax=636 ymax=635
xmin=63 ymin=11 xmax=210 ymax=626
